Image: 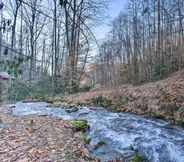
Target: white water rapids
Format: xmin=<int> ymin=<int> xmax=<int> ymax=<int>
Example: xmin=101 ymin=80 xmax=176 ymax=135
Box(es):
xmin=12 ymin=102 xmax=184 ymax=162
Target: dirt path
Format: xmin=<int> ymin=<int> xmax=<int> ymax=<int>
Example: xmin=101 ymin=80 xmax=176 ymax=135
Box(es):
xmin=0 ymin=106 xmax=96 ymax=162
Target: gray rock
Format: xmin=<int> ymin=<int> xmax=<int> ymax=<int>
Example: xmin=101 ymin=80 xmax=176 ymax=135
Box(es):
xmin=65 ymin=107 xmax=79 ymax=113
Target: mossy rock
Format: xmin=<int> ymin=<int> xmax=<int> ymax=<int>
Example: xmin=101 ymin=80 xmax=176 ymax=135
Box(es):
xmin=69 ymin=120 xmax=89 ymax=132
xmin=32 ymin=96 xmax=45 ymax=101
xmin=47 ymin=102 xmax=63 ymax=107
xmin=151 ymin=112 xmax=165 ymax=120
xmin=94 ymin=141 xmax=106 ymax=150
xmin=89 ymin=96 xmax=112 ymax=108
xmin=110 ymin=103 xmax=123 ymax=112
xmin=75 ymin=101 xmax=86 ymax=106
xmin=130 ymin=153 xmax=146 ymax=162
xmin=80 ymin=132 xmax=91 ymax=144
xmin=119 ymin=96 xmax=129 ymax=104
xmin=176 ymin=120 xmax=184 ymax=127
xmin=45 ymin=97 xmax=55 ymax=103
xmin=53 ymin=96 xmax=65 ymax=102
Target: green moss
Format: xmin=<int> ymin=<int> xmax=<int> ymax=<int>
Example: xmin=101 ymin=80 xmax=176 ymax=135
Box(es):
xmin=120 ymin=96 xmax=129 ymax=104
xmin=69 ymin=120 xmax=89 ymax=132
xmin=46 ymin=97 xmax=54 ymax=104
xmin=110 ymin=105 xmax=121 ymax=112
xmin=176 ymin=120 xmax=184 ymax=127
xmin=89 ymin=96 xmax=112 ymax=108
xmin=130 ymin=153 xmax=145 ymax=162
xmin=80 ymin=132 xmax=91 ymax=144
xmin=151 ymin=112 xmax=165 ymax=120
xmin=153 ymin=64 xmax=168 ymax=80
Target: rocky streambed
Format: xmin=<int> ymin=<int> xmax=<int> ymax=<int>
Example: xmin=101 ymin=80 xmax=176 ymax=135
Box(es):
xmin=8 ymin=102 xmax=184 ymax=162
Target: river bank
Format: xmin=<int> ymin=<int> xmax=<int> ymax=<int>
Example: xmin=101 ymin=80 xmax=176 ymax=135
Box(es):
xmin=4 ymin=101 xmax=184 ymax=162
xmin=45 ymin=70 xmax=184 ymax=126
xmin=0 ymin=105 xmax=97 ymax=162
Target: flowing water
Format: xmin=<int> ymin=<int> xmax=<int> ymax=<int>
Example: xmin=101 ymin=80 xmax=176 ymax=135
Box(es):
xmin=11 ymin=102 xmax=184 ymax=162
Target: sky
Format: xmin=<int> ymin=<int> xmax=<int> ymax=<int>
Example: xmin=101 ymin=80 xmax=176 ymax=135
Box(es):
xmin=0 ymin=0 xmax=126 ymax=49
xmin=0 ymin=0 xmax=126 ymax=41
xmin=94 ymin=0 xmax=127 ymax=41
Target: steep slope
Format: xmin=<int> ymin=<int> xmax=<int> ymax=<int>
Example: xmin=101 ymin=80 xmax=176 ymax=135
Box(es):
xmin=64 ymin=70 xmax=184 ymax=124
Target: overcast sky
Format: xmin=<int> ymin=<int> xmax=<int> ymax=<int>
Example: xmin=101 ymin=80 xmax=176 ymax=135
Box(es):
xmin=94 ymin=0 xmax=127 ymax=41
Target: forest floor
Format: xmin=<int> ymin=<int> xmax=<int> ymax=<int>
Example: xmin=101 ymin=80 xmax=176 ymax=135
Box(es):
xmin=0 ymin=105 xmax=97 ymax=162
xmin=50 ymin=70 xmax=184 ymax=125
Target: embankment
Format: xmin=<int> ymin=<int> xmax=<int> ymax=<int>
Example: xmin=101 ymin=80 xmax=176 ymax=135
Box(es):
xmin=62 ymin=71 xmax=184 ymax=125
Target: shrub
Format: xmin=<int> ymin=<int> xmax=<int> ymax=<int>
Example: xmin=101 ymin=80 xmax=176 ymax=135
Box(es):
xmin=79 ymin=85 xmax=92 ymax=93
xmin=130 ymin=153 xmax=146 ymax=162
xmin=8 ymin=77 xmax=65 ymax=102
xmin=8 ymin=80 xmax=33 ymax=101
xmin=90 ymin=96 xmax=112 ymax=107
xmin=153 ymin=64 xmax=168 ymax=80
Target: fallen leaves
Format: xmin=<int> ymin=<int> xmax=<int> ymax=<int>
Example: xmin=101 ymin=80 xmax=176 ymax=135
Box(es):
xmin=61 ymin=70 xmax=184 ymax=123
xmin=0 ymin=111 xmax=96 ymax=162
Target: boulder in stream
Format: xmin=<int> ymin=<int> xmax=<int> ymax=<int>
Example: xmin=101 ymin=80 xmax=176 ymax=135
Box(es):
xmin=65 ymin=106 xmax=79 ymax=113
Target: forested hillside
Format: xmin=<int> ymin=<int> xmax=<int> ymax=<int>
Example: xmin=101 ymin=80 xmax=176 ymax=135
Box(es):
xmin=95 ymin=0 xmax=184 ymax=87
xmin=0 ymin=0 xmax=107 ymax=97
xmin=62 ymin=70 xmax=184 ymax=124
xmin=1 ymin=0 xmax=184 ymax=98
xmin=1 ymin=0 xmax=184 ymax=162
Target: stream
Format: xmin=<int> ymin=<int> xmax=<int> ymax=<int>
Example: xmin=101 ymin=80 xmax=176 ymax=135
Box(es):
xmin=11 ymin=102 xmax=184 ymax=162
